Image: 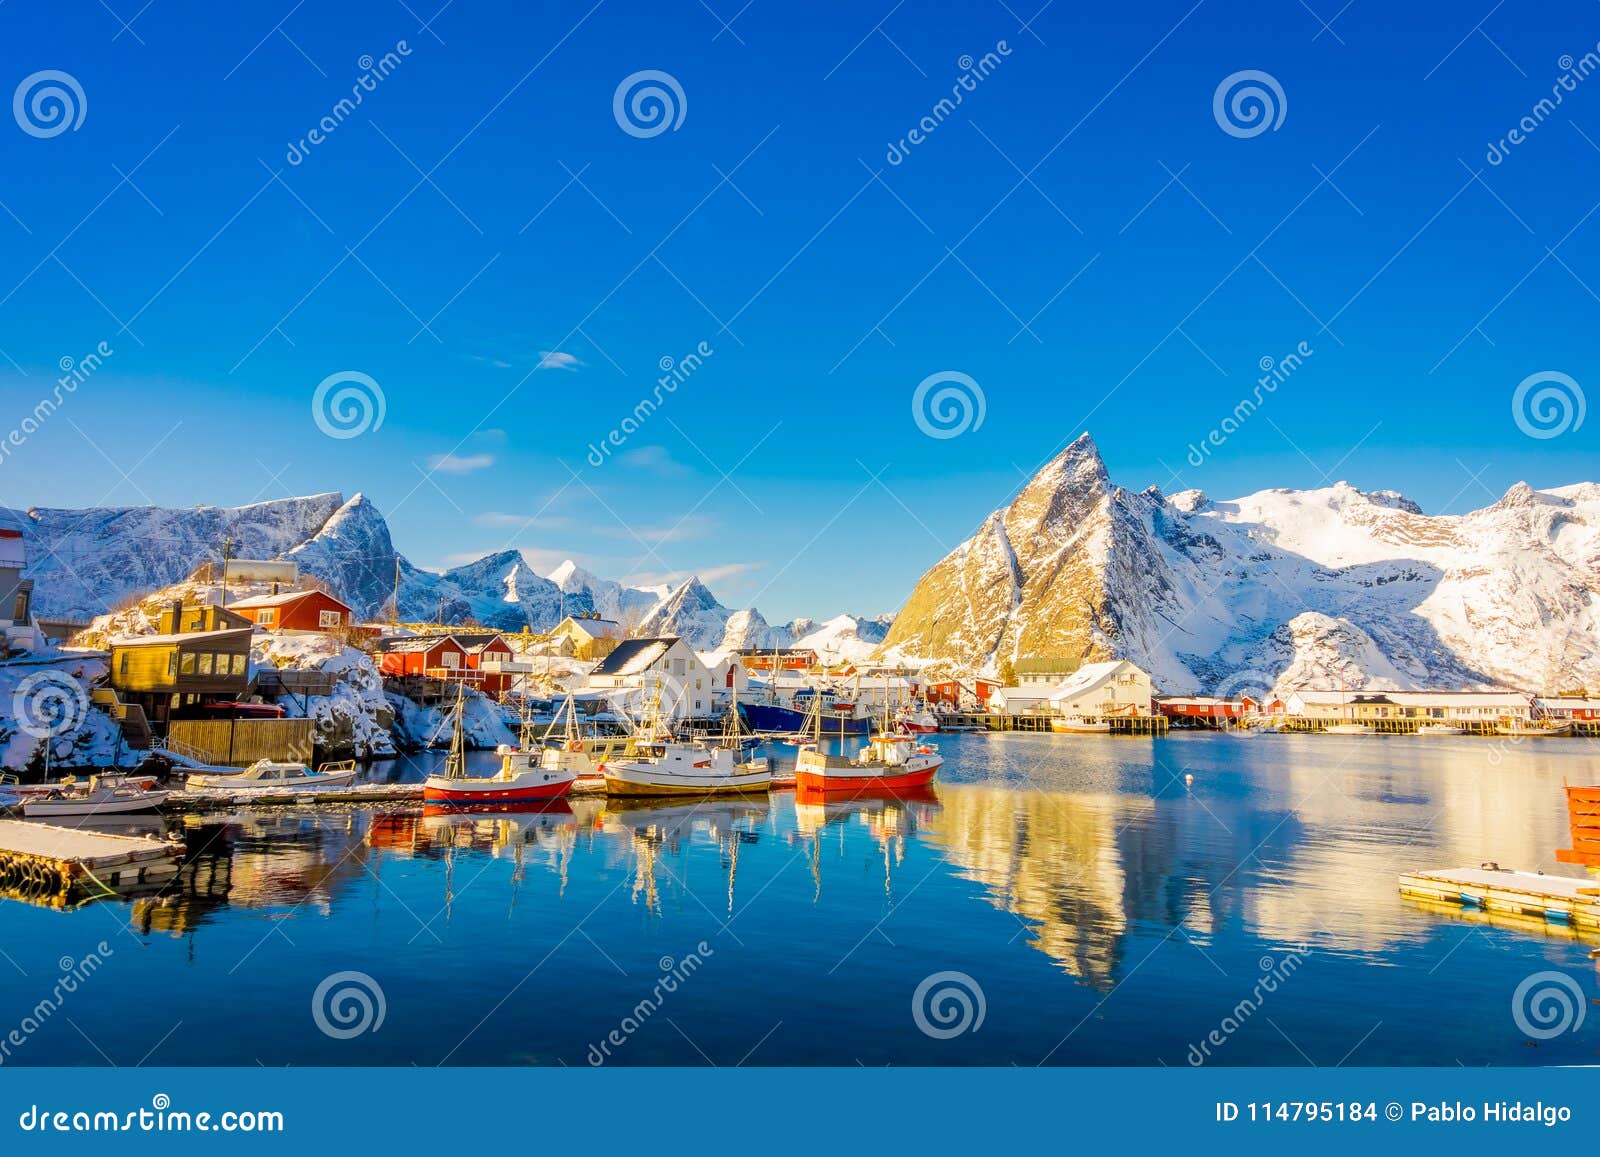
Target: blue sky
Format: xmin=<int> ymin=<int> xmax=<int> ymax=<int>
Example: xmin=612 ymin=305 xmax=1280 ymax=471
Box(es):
xmin=1 ymin=0 xmax=1597 ymax=619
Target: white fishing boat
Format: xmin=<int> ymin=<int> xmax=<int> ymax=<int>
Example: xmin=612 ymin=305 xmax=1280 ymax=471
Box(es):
xmin=895 ymin=706 xmax=939 ymax=734
xmin=1051 ymin=715 xmax=1111 ymax=734
xmin=539 ymin=692 xmax=649 ymax=780
xmin=185 ymin=758 xmax=360 ymax=792
xmin=22 ymin=773 xmax=172 ymax=817
xmin=425 ymin=688 xmax=575 ymax=806
xmin=602 ymin=683 xmax=771 ymax=797
xmin=5 ymin=773 xmax=160 ymax=797
xmin=1324 ymin=722 xmax=1375 ymax=735
xmin=1416 ymin=723 xmax=1465 ymax=737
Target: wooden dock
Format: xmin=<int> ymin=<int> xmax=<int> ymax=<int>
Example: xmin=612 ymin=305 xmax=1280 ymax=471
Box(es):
xmin=0 ymin=819 xmax=183 ymax=908
xmin=1398 ymin=865 xmax=1600 ymax=932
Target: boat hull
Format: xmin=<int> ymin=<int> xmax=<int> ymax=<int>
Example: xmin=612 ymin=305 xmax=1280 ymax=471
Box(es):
xmin=423 ymin=771 xmax=574 ymax=804
xmin=602 ymin=765 xmax=772 ymax=797
xmin=794 ymin=754 xmax=942 ymax=793
xmin=741 ymin=703 xmax=868 ymax=735
xmin=1051 ymin=718 xmax=1110 ymax=733
xmin=185 ymin=769 xmax=361 ymax=792
xmin=23 ymin=792 xmax=172 ymax=817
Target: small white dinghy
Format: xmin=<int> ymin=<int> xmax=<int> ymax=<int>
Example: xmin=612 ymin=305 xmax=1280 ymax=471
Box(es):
xmin=1416 ymin=723 xmax=1465 ymax=737
xmin=185 ymin=758 xmax=360 ymax=792
xmin=22 ymin=773 xmax=172 ymax=818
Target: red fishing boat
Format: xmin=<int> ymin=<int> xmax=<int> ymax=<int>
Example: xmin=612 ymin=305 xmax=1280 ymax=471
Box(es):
xmin=423 ymin=689 xmax=575 ymax=806
xmin=793 ymin=692 xmax=942 ymax=793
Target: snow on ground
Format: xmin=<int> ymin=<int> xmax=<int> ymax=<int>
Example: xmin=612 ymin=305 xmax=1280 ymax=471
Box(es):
xmin=0 ymin=652 xmax=138 ymax=772
xmin=387 ymin=690 xmax=515 ymax=751
xmin=252 ymin=633 xmax=396 ymax=760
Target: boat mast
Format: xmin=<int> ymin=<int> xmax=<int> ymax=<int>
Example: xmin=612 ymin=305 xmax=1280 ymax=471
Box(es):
xmin=445 ymin=685 xmax=467 ymax=780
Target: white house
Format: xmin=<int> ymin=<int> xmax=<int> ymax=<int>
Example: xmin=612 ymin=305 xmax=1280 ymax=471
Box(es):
xmin=990 ymin=660 xmax=1154 ymax=717
xmin=1281 ymin=689 xmax=1533 ymax=723
xmin=585 ymin=636 xmax=714 ymax=720
xmin=1046 ymin=660 xmax=1153 ymax=717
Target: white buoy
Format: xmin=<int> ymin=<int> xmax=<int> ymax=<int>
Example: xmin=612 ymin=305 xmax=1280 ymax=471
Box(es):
xmin=1184 ymin=773 xmax=1195 ymax=787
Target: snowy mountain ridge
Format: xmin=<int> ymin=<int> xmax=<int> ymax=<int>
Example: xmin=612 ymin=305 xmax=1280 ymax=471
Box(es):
xmin=880 ymin=433 xmax=1600 ymax=694
xmin=12 ymin=491 xmax=881 ymax=653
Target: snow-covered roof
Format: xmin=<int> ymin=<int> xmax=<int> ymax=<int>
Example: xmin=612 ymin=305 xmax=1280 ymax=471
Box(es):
xmin=1286 ymin=689 xmax=1531 ymax=707
xmin=110 ymin=627 xmax=253 ymax=646
xmin=557 ymin=616 xmax=621 ymax=639
xmin=376 ymin=635 xmax=461 ymax=654
xmin=228 ymin=589 xmax=351 ymax=611
xmin=1534 ymin=697 xmax=1600 ymax=710
xmin=591 ymin=636 xmax=680 ymax=676
xmin=1045 ymin=660 xmax=1145 ymax=703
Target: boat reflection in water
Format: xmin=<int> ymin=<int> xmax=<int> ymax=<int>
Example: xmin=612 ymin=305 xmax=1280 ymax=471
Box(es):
xmin=791 ymin=785 xmax=941 ymax=901
xmin=599 ymin=796 xmax=770 ymax=914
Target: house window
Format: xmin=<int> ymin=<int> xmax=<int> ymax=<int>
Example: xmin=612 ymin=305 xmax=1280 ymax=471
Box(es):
xmin=319 ymin=609 xmax=342 ymax=628
xmin=259 ymin=608 xmax=276 ymax=625
xmin=119 ymin=652 xmax=129 ymax=676
xmin=179 ymin=653 xmax=196 ymax=675
xmin=11 ymin=591 xmax=27 ymax=622
xmin=198 ymin=653 xmax=213 ymax=675
xmin=167 ymin=653 xmax=176 ymax=676
xmin=233 ymin=654 xmax=247 ymax=675
xmin=441 ymin=652 xmax=459 ymax=668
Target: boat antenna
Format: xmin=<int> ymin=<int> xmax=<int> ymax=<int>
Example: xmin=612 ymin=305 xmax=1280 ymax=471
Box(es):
xmin=445 ymin=684 xmax=467 ymax=780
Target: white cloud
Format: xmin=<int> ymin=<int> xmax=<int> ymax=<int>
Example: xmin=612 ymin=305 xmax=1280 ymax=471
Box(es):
xmin=537 ymin=350 xmax=582 ymax=371
xmin=428 ymin=452 xmax=495 ymax=474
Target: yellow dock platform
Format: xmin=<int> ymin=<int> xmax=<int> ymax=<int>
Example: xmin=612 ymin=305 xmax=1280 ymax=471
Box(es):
xmin=0 ymin=819 xmax=183 ymax=907
xmin=1398 ymin=865 xmax=1600 ymax=932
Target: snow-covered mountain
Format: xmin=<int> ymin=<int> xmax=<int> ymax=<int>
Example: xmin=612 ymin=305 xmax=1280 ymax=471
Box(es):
xmin=881 ymin=433 xmax=1600 ymax=694
xmin=12 ymin=493 xmax=855 ymax=646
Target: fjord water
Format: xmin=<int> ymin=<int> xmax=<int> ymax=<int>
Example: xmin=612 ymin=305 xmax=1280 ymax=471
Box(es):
xmin=1 ymin=732 xmax=1595 ymax=1067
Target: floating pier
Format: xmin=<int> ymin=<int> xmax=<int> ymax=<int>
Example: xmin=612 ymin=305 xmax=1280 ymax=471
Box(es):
xmin=1398 ymin=865 xmax=1600 ymax=932
xmin=0 ymin=819 xmax=183 ymax=908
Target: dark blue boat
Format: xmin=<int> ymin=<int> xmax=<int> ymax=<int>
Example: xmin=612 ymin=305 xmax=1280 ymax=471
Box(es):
xmin=740 ymin=701 xmax=870 ymax=735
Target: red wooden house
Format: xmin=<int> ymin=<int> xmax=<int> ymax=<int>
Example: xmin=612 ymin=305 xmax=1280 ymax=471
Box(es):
xmin=230 ymin=589 xmax=355 ymax=634
xmin=376 ymin=634 xmax=469 ymax=679
xmin=457 ymin=633 xmax=518 ymax=696
xmin=928 ymin=677 xmax=1001 ymax=709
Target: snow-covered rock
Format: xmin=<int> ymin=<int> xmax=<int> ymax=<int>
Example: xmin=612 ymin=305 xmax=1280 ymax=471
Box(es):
xmin=386 ymin=690 xmax=514 ymax=751
xmin=252 ymin=633 xmax=396 ymax=761
xmin=882 ymin=433 xmax=1600 ymax=694
xmin=0 ymin=654 xmax=136 ymax=772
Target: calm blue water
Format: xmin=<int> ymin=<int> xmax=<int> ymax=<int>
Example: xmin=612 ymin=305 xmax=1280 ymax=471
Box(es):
xmin=1 ymin=732 xmax=1596 ymax=1067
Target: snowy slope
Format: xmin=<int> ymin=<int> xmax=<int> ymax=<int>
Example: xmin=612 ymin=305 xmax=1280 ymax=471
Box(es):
xmin=882 ymin=434 xmax=1600 ymax=694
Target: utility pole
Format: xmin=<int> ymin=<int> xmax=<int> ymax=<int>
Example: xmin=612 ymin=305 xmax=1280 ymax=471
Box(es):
xmin=437 ymin=594 xmax=444 ymax=627
xmin=220 ymin=535 xmax=235 ymax=607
